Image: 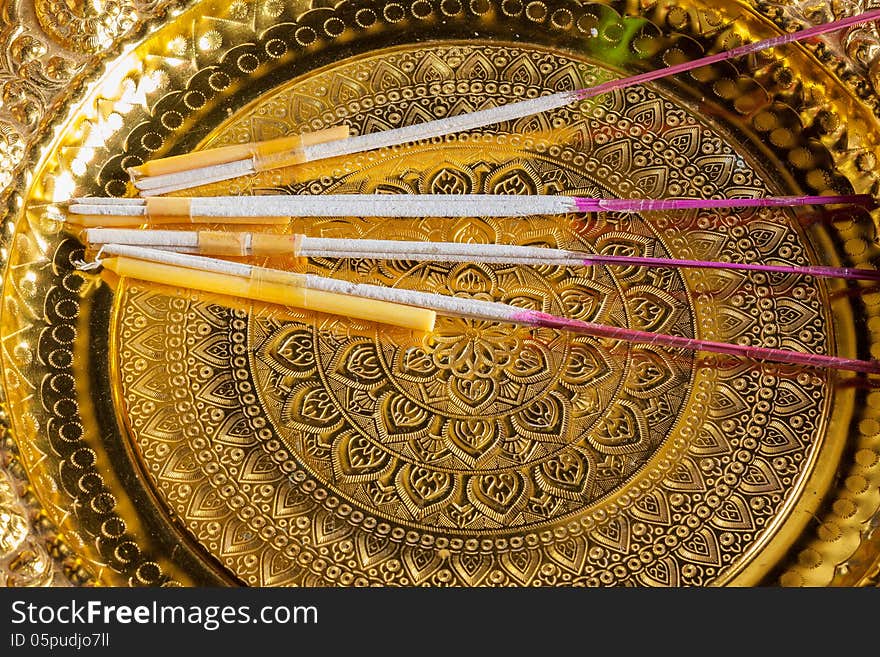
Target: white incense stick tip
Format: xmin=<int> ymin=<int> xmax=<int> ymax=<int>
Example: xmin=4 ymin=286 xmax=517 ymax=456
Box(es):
xmin=73 ymin=197 xmax=146 ymax=205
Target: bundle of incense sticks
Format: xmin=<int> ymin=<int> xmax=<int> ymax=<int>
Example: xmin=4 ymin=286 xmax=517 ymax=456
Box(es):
xmin=83 ymin=227 xmax=880 ymax=282
xmin=124 ymin=9 xmax=880 ymax=196
xmin=85 ymin=243 xmax=880 ymax=373
xmin=65 ymin=193 xmax=875 ymax=227
xmin=90 ymin=245 xmax=436 ymax=331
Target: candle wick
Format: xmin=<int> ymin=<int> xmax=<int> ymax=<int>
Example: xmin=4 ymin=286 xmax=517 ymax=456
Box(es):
xmin=74 ymin=245 xmax=106 ymax=271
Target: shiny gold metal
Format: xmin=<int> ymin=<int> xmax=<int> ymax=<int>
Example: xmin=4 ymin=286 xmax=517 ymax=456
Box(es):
xmin=3 ymin=0 xmax=880 ymax=587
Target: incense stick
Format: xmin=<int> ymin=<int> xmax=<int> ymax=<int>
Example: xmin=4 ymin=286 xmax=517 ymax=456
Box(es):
xmin=90 ymin=251 xmax=435 ymax=332
xmin=125 ymin=9 xmax=880 ymax=195
xmin=92 ymin=243 xmax=880 ymax=373
xmin=66 ymin=193 xmax=874 ymax=225
xmin=69 ymin=195 xmax=575 ymax=217
xmin=127 ymin=126 xmax=350 ymax=180
xmin=83 ymin=227 xmax=880 ymax=282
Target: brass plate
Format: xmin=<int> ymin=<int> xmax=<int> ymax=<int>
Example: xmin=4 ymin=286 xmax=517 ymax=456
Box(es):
xmin=2 ymin=0 xmax=880 ymax=587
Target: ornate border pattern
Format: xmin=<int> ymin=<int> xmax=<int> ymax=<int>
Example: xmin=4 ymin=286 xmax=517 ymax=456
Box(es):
xmin=2 ymin=0 xmax=880 ymax=586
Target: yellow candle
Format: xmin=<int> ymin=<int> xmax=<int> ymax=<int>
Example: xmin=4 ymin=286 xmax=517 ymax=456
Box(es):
xmin=100 ymin=255 xmax=436 ymax=332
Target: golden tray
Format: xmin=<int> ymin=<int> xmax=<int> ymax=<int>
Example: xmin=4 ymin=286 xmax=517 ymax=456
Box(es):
xmin=2 ymin=0 xmax=880 ymax=587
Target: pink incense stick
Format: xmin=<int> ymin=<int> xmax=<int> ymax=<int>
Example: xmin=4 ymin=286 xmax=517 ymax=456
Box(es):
xmin=129 ymin=10 xmax=880 ymax=196
xmin=73 ymin=193 xmax=876 ymax=218
xmin=579 ymin=254 xmax=880 ymax=282
xmin=515 ymin=311 xmax=880 ymax=374
xmin=95 ymin=243 xmax=880 ymax=374
xmin=83 ymin=226 xmax=880 ymax=281
xmin=573 ymin=195 xmax=875 ymax=212
xmin=575 ymin=10 xmax=880 ymax=100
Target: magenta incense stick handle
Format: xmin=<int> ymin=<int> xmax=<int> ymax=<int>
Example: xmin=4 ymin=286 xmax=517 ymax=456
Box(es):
xmin=516 ymin=311 xmax=880 ymax=374
xmin=575 ymin=9 xmax=880 ymax=101
xmin=573 ymin=195 xmax=876 ymax=213
xmin=580 ymin=254 xmax=880 ymax=281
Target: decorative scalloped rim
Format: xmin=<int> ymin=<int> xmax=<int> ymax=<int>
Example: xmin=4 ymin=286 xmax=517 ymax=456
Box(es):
xmin=0 ymin=0 xmax=198 ymax=586
xmin=1 ymin=0 xmax=880 ymax=586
